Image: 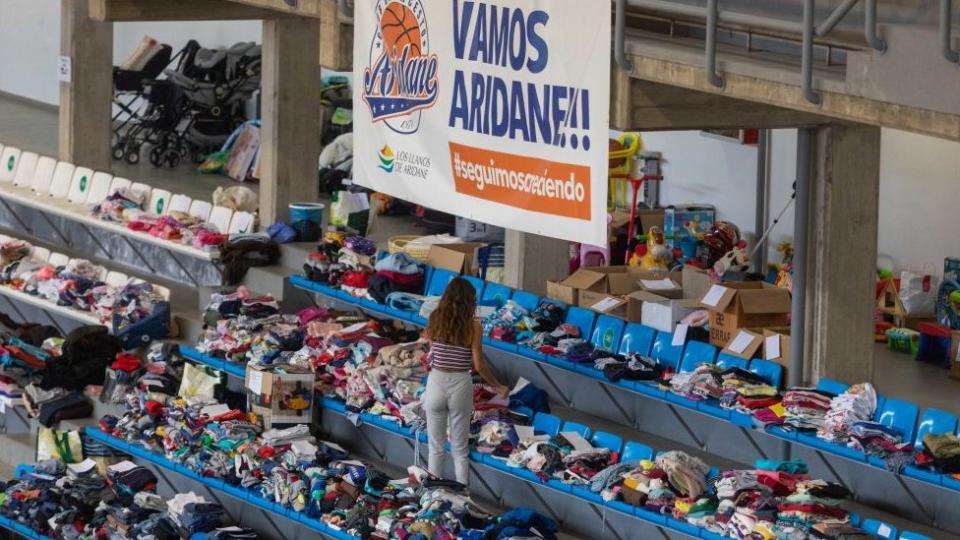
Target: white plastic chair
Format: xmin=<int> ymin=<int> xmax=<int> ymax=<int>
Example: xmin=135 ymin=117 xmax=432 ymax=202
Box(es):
xmin=47 ymin=162 xmax=76 ymax=199
xmin=148 ymin=188 xmax=172 ymax=215
xmin=167 ymin=194 xmax=192 ymax=214
xmin=107 ymin=177 xmax=132 ymax=195
xmin=66 ymin=167 xmax=95 ymax=204
xmin=31 ymin=247 xmax=51 ymax=263
xmin=104 ymin=271 xmax=129 ymax=288
xmin=188 ymin=200 xmax=213 ymax=221
xmin=207 ymin=206 xmax=233 ymax=234
xmin=228 ymin=211 xmax=256 ymax=234
xmin=0 ymin=235 xmax=10 ymax=243
xmin=48 ymin=253 xmax=69 ymax=268
xmin=84 ymin=172 xmax=114 ymax=205
xmin=30 ymin=156 xmax=57 ymax=196
xmin=12 ymin=152 xmax=38 ymax=188
xmin=0 ymin=147 xmax=21 ymax=183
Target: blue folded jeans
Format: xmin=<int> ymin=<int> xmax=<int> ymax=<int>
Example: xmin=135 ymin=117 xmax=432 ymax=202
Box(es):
xmin=385 ymin=292 xmax=425 ymax=312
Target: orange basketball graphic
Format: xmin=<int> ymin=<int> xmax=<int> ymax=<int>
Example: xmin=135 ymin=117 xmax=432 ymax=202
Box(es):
xmin=380 ymin=2 xmax=422 ymax=59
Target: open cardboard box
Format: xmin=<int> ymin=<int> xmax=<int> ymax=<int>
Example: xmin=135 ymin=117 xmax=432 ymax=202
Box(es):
xmin=721 ymin=329 xmax=765 ymax=360
xmin=246 ymin=364 xmax=316 ymax=428
xmin=629 ymin=290 xmax=700 ymax=331
xmin=700 ymin=281 xmax=791 ymax=347
xmin=763 ymin=327 xmax=791 ymax=369
xmin=427 ymin=243 xmax=486 ymax=275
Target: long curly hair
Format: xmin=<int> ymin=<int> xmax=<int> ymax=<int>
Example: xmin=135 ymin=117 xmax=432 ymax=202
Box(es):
xmin=426 ymin=277 xmax=476 ymax=347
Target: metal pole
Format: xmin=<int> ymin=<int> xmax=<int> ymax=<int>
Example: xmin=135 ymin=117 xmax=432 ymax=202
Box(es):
xmin=802 ymin=0 xmax=822 ymax=106
xmin=706 ymin=0 xmax=725 ymax=88
xmin=942 ymin=0 xmax=959 ymax=62
xmin=816 ymin=0 xmax=860 ymax=37
xmin=615 ymin=0 xmax=633 ymax=70
xmin=864 ymin=0 xmax=887 ymax=51
xmin=790 ymin=128 xmax=813 ymax=390
xmin=753 ymin=130 xmax=771 ymax=273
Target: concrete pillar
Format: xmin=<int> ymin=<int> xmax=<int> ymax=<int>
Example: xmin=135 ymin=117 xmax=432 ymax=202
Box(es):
xmin=804 ymin=124 xmax=881 ymax=384
xmin=504 ymin=231 xmax=571 ymax=297
xmin=59 ymin=0 xmax=113 ymax=170
xmin=260 ymin=17 xmax=322 ymax=226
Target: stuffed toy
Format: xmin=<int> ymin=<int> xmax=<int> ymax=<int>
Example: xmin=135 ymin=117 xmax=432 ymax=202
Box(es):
xmin=637 ymin=226 xmax=673 ymax=271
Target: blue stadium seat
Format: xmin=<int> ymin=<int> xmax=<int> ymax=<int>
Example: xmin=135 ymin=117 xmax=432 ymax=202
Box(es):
xmin=480 ymin=283 xmax=513 ymax=307
xmin=533 ymin=413 xmax=562 ymax=436
xmin=867 ymin=398 xmax=919 ymax=468
xmin=462 ymin=275 xmax=486 ymax=297
xmin=715 ymin=352 xmax=749 ymax=370
xmin=816 ymin=378 xmax=850 ymax=396
xmin=561 ymin=421 xmax=592 ymax=439
xmin=899 ymin=532 xmax=934 ymax=540
xmin=425 ymin=269 xmax=458 ymax=296
xmin=748 ymin=359 xmax=785 ymax=389
xmin=679 ymin=341 xmax=718 ymax=373
xmin=651 ymin=331 xmax=683 ymax=371
xmin=510 ymin=291 xmax=541 ymax=312
xmin=621 ymin=441 xmax=654 ymax=463
xmin=619 ymin=323 xmax=656 ymax=357
xmin=903 ymin=408 xmax=958 ymax=484
xmin=861 ymin=519 xmax=897 ymax=540
xmin=591 ymin=315 xmax=626 ymax=353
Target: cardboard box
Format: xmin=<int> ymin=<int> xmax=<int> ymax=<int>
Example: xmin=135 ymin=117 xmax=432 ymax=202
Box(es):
xmin=246 ymin=364 xmax=315 ymax=428
xmin=427 ymin=243 xmax=486 ymax=275
xmin=580 ymin=290 xmax=629 ymax=319
xmin=762 ymin=328 xmax=791 ymax=369
xmin=950 ymin=331 xmax=960 ymax=381
xmin=699 ymin=281 xmax=791 ymax=347
xmin=562 ymin=266 xmax=640 ymax=296
xmin=546 ymin=280 xmax=578 ymax=305
xmin=637 ymin=276 xmax=683 ymax=299
xmin=681 ymin=265 xmax=713 ymax=301
xmin=722 ymin=329 xmax=765 ymax=360
xmin=629 ymin=290 xmax=700 ymax=332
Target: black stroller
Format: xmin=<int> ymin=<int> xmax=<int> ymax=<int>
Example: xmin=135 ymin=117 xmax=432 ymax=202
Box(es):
xmin=112 ymin=40 xmax=262 ymax=169
xmin=111 ymin=41 xmax=178 ymax=164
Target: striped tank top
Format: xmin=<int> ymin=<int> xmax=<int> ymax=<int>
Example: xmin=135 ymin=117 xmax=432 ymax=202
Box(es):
xmin=429 ymin=341 xmax=473 ymax=371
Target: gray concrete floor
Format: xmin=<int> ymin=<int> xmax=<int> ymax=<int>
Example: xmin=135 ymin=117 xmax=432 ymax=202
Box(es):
xmin=2 ymin=92 xmax=959 ymax=417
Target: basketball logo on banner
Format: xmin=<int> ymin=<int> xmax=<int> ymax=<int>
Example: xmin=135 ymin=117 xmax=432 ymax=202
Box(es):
xmin=362 ymin=0 xmax=440 ymax=134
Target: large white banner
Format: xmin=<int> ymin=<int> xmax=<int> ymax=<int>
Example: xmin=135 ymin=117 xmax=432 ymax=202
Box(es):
xmin=353 ymin=0 xmax=611 ymax=245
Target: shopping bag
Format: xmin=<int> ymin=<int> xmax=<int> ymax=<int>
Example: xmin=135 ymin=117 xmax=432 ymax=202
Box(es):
xmin=178 ymin=362 xmax=221 ymax=400
xmin=37 ymin=428 xmax=84 ymax=464
xmin=900 ymin=270 xmax=938 ymax=315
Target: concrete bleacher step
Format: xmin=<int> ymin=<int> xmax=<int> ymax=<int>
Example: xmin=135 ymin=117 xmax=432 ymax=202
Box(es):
xmin=0 ymin=433 xmax=38 ymax=472
xmin=173 ymin=310 xmax=204 ymax=345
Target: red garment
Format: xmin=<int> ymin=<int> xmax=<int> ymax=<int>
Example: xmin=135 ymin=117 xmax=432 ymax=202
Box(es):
xmin=111 ymin=353 xmax=142 ymax=373
xmin=375 ymin=271 xmax=424 ymax=287
xmin=145 ymin=400 xmax=165 ymax=417
xmin=778 ymin=503 xmax=848 ymax=519
xmin=342 ymin=271 xmax=372 ymax=289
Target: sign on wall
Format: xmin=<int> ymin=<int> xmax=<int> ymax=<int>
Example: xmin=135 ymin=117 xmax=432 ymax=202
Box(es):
xmin=353 ymin=0 xmax=611 ymax=245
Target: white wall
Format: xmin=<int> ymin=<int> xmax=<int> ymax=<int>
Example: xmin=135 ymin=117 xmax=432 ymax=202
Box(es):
xmin=0 ymin=1 xmax=61 ymax=105
xmin=0 ymin=4 xmax=261 ymax=106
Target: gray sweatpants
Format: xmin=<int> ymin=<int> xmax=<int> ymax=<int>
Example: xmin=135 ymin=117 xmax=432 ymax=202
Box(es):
xmin=423 ymin=370 xmax=473 ymax=485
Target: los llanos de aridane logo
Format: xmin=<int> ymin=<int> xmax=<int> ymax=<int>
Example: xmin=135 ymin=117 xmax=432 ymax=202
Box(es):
xmin=362 ymin=0 xmax=439 ymax=134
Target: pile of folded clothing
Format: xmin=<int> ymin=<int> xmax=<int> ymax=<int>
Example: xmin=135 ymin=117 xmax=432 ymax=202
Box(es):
xmin=816 ymin=383 xmax=877 ymax=443
xmin=91 ymin=185 xmax=150 ymax=222
xmin=124 ymin=211 xmax=227 ymax=249
xmin=482 ymin=300 xmax=529 ymax=343
xmin=767 ymin=387 xmax=837 ymax=432
xmin=368 ymin=252 xmax=425 ymax=304
xmin=717 ymin=368 xmax=781 ymax=414
xmin=848 ymin=421 xmax=913 ymax=471
xmin=196 ymin=290 xmax=303 ymax=367
xmin=0 ymin=458 xmax=235 ymax=539
xmin=914 ymin=432 xmax=960 ymax=477
xmin=591 ymin=349 xmax=664 ymax=383
xmin=97 ymin=385 xmax=557 ymax=539
xmin=22 ymin=383 xmax=93 ymax=428
xmin=503 ymin=428 xmax=620 ymax=486
xmin=665 ymin=364 xmax=723 ymax=402
xmin=302 ymin=235 xmax=379 ymax=299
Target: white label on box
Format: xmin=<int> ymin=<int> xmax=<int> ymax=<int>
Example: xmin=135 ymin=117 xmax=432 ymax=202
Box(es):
xmin=701 ymin=285 xmax=728 ymax=307
xmin=591 ymin=296 xmax=623 ymax=312
xmin=728 ymin=331 xmax=754 ymax=354
xmin=672 ymin=324 xmax=689 ymax=347
xmin=57 ymin=56 xmax=72 ymax=82
xmin=642 ymin=278 xmax=677 ymax=291
xmin=765 ymin=335 xmax=781 ymax=360
xmin=247 ymin=370 xmax=264 ymax=393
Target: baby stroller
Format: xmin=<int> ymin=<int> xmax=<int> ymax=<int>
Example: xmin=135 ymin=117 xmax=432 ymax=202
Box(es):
xmin=156 ymin=41 xmax=262 ymax=168
xmin=113 ymin=41 xmax=262 ymax=169
xmin=111 ymin=38 xmax=178 ymax=164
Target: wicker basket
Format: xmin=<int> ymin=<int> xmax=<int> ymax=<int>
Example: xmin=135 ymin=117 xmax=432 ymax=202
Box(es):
xmin=388 ymin=235 xmax=432 ymax=261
